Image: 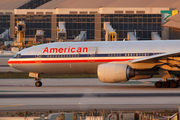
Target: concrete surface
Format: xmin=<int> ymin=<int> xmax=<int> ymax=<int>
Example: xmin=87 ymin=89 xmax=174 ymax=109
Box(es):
xmin=0 ymin=78 xmax=180 ymax=111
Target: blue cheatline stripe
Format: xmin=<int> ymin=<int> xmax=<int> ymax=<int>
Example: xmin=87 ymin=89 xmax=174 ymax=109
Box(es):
xmin=13 ymin=52 xmax=164 ymax=59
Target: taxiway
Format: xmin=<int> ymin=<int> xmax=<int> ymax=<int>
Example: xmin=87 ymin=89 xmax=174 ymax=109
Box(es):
xmin=0 ymin=78 xmax=180 ymax=111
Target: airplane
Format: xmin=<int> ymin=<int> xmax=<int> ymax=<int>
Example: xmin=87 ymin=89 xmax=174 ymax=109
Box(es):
xmin=8 ymin=40 xmax=180 ymax=88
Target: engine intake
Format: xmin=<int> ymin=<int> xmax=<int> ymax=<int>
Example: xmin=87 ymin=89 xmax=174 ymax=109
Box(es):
xmin=97 ymin=63 xmax=135 ymax=83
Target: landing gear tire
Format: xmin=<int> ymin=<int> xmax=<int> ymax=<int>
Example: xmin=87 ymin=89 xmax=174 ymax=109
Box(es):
xmin=155 ymin=81 xmax=162 ymax=88
xmin=162 ymin=81 xmax=170 ymax=88
xmin=170 ymin=80 xmax=178 ymax=88
xmin=176 ymin=80 xmax=180 ymax=86
xmin=35 ymin=81 xmax=42 ymax=87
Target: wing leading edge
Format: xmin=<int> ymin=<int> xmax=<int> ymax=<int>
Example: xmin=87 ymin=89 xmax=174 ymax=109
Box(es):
xmin=131 ymin=51 xmax=180 ymax=63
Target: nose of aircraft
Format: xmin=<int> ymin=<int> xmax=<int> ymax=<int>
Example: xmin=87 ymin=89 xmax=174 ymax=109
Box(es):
xmin=8 ymin=58 xmax=13 ymax=67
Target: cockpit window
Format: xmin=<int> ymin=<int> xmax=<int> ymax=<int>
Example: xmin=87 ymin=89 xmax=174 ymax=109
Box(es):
xmin=14 ymin=54 xmax=21 ymax=58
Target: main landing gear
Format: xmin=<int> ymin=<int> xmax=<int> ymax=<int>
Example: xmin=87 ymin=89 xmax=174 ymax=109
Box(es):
xmin=155 ymin=69 xmax=180 ymax=88
xmin=155 ymin=79 xmax=179 ymax=88
xmin=34 ymin=77 xmax=42 ymax=87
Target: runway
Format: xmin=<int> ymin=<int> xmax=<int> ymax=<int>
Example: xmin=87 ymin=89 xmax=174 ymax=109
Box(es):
xmin=0 ymin=78 xmax=180 ymax=111
xmin=1 ymin=93 xmax=180 ymax=98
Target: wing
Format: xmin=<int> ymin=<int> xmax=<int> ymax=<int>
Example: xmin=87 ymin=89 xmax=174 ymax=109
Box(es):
xmin=122 ymin=51 xmax=180 ymax=70
xmin=131 ymin=51 xmax=180 ymax=63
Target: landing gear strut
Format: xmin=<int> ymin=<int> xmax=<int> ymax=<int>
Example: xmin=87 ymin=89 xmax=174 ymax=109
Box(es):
xmin=34 ymin=78 xmax=42 ymax=87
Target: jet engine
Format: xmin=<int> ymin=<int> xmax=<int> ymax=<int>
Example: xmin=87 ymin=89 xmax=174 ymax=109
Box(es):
xmin=97 ymin=63 xmax=135 ymax=83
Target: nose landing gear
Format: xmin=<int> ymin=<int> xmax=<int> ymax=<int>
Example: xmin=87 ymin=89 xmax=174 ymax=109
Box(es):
xmin=34 ymin=78 xmax=42 ymax=87
xmin=29 ymin=72 xmax=43 ymax=87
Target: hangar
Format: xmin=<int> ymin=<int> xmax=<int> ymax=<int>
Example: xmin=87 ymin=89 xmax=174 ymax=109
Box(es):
xmin=0 ymin=0 xmax=180 ymax=45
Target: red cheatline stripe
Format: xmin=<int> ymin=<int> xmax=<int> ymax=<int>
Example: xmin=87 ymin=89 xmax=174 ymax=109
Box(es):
xmin=8 ymin=59 xmax=133 ymax=64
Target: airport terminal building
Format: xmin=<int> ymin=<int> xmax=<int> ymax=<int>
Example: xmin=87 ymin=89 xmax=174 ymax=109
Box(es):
xmin=0 ymin=0 xmax=180 ymax=45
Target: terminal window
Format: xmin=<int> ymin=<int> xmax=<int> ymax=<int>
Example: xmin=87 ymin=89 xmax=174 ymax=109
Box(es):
xmin=101 ymin=14 xmax=162 ymax=40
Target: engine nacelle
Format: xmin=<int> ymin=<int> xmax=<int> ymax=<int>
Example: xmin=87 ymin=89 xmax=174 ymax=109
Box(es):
xmin=97 ymin=63 xmax=135 ymax=83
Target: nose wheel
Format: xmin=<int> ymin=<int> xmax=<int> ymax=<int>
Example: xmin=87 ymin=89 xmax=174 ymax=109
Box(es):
xmin=35 ymin=81 xmax=42 ymax=87
xmin=34 ymin=77 xmax=42 ymax=87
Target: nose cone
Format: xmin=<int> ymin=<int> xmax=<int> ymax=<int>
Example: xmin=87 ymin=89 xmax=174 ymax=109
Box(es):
xmin=8 ymin=58 xmax=13 ymax=67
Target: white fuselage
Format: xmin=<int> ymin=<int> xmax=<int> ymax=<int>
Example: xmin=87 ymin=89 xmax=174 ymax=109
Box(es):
xmin=8 ymin=40 xmax=180 ymax=74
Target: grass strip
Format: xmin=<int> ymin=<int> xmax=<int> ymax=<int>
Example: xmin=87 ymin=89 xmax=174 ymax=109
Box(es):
xmin=0 ymin=72 xmax=98 ymax=78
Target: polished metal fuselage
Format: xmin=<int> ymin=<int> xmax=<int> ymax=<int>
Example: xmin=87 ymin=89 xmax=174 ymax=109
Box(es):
xmin=8 ymin=40 xmax=180 ymax=74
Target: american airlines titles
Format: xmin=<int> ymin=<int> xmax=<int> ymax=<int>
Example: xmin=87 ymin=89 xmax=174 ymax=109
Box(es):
xmin=43 ymin=46 xmax=88 ymax=53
